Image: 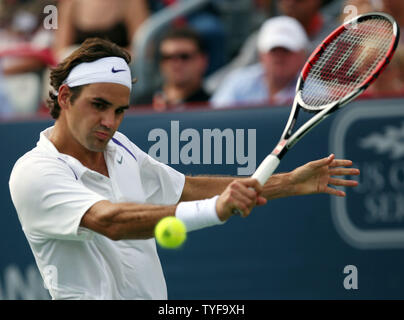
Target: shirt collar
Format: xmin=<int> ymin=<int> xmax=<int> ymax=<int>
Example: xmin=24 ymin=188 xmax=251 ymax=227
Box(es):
xmin=38 ymin=126 xmax=118 ymax=179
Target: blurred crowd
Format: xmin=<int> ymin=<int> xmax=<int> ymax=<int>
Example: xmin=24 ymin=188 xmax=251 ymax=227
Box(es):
xmin=0 ymin=0 xmax=403 ymax=118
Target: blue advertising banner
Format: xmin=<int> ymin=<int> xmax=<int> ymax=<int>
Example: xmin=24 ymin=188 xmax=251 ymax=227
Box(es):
xmin=1 ymin=99 xmax=404 ymax=299
xmin=330 ymin=99 xmax=404 ymax=249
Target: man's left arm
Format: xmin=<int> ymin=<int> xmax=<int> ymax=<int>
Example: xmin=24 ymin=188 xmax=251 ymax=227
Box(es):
xmin=179 ymin=175 xmax=235 ymax=202
xmin=179 ymin=154 xmax=360 ymax=202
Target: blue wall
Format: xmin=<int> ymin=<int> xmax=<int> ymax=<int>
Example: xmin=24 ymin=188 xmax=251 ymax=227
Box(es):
xmin=1 ymin=98 xmax=404 ymax=299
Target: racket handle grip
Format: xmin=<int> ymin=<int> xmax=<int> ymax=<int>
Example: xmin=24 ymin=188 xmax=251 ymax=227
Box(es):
xmin=252 ymin=154 xmax=280 ymax=186
xmin=232 ymin=154 xmax=280 ymax=217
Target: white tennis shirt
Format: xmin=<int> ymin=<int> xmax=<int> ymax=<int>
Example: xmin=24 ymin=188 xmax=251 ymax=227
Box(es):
xmin=9 ymin=127 xmax=185 ymax=300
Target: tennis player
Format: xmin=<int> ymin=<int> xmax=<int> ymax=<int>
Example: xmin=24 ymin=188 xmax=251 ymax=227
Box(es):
xmin=9 ymin=38 xmax=359 ymax=300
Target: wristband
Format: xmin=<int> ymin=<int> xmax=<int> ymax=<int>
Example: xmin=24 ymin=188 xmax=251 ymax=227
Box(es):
xmin=175 ymin=195 xmax=225 ymax=232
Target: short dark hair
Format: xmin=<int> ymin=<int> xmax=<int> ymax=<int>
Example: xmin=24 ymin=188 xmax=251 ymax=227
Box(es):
xmin=47 ymin=37 xmax=131 ymax=119
xmin=159 ymin=26 xmax=206 ymax=54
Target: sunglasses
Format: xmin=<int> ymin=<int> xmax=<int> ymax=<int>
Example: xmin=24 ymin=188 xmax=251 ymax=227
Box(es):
xmin=160 ymin=52 xmax=199 ymax=62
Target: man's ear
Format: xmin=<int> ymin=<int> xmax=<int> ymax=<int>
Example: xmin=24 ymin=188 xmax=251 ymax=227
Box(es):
xmin=57 ymin=84 xmax=71 ymax=110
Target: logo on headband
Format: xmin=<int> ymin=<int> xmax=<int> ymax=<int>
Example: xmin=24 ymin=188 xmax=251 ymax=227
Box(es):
xmin=111 ymin=67 xmax=126 ymax=73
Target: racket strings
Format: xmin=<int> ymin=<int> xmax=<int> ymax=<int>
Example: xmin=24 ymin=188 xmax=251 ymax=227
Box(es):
xmin=301 ymin=17 xmax=393 ymax=109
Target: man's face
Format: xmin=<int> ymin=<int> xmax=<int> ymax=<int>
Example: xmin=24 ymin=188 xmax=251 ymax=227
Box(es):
xmin=62 ymin=83 xmax=130 ymax=152
xmin=260 ymin=47 xmax=306 ymax=83
xmin=159 ymin=38 xmax=207 ymax=87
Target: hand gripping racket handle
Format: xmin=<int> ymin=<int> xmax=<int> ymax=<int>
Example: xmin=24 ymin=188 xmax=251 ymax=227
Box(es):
xmin=252 ymin=154 xmax=280 ymax=186
xmin=232 ymin=154 xmax=280 ymax=216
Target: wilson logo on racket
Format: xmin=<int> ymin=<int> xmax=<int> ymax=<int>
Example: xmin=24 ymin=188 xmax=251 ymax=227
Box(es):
xmin=319 ymin=41 xmax=380 ymax=85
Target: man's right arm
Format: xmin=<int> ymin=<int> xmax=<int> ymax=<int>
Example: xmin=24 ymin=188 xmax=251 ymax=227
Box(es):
xmin=81 ymin=178 xmax=264 ymax=240
xmin=80 ymin=201 xmax=176 ymax=240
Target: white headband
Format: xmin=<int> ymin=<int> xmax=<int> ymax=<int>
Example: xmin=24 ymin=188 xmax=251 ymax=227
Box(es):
xmin=62 ymin=57 xmax=132 ymax=91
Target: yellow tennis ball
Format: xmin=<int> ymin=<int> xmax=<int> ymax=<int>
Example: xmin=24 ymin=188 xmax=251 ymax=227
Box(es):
xmin=155 ymin=217 xmax=187 ymax=249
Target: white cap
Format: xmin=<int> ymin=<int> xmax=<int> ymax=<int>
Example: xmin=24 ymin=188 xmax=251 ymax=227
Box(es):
xmin=63 ymin=56 xmax=132 ymax=91
xmin=257 ymin=16 xmax=309 ymax=53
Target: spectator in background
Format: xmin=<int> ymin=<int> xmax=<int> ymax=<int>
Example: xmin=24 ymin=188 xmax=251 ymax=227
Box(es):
xmin=0 ymin=0 xmax=56 ymax=76
xmin=0 ymin=0 xmax=57 ymax=116
xmin=0 ymin=0 xmax=56 ymax=75
xmin=205 ymin=0 xmax=334 ymax=94
xmin=211 ymin=16 xmax=308 ymax=109
xmin=148 ymin=0 xmax=227 ymax=75
xmin=276 ymin=0 xmax=337 ymax=52
xmin=133 ymin=27 xmax=210 ymax=112
xmin=54 ymin=0 xmax=149 ymax=60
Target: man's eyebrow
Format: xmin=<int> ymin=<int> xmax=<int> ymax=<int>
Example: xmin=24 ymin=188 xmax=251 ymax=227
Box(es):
xmin=92 ymin=97 xmax=112 ymax=105
xmin=92 ymin=97 xmax=129 ymax=109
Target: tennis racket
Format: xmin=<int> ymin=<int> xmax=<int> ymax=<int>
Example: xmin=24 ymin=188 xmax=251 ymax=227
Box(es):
xmin=233 ymin=12 xmax=399 ymax=215
xmin=251 ymin=12 xmax=399 ymax=186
